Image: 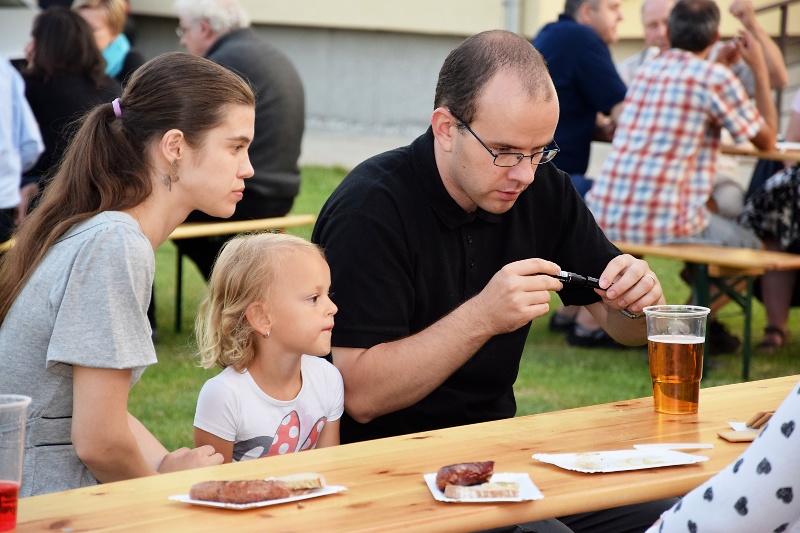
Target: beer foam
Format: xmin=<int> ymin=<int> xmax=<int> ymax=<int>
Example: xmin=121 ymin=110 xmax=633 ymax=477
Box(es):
xmin=648 ymin=334 xmax=705 ymax=344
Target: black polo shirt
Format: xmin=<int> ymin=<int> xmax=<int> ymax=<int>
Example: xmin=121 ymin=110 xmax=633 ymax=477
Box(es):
xmin=312 ymin=127 xmax=620 ymax=443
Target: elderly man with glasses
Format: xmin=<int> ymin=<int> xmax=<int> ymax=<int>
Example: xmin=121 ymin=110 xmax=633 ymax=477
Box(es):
xmin=172 ymin=0 xmax=305 ymax=280
xmin=313 ymin=30 xmax=669 ymax=533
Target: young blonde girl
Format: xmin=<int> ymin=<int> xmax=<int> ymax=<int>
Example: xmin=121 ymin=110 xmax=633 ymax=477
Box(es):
xmin=193 ymin=232 xmax=342 ymax=463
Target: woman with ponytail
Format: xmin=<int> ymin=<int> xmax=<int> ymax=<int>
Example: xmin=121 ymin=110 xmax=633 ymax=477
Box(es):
xmin=0 ymin=51 xmax=256 ymax=496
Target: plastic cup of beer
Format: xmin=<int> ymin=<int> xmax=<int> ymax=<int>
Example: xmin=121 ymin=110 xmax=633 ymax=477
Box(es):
xmin=0 ymin=395 xmax=31 ymax=532
xmin=643 ymin=305 xmax=710 ymax=414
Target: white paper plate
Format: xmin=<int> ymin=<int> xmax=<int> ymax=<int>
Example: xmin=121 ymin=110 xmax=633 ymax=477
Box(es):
xmin=169 ymin=485 xmax=347 ymax=510
xmin=532 ymin=449 xmax=708 ymax=473
xmin=423 ymin=472 xmax=544 ymax=503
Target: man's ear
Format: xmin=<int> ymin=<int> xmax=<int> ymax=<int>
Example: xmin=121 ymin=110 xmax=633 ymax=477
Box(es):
xmin=431 ymin=107 xmax=458 ymax=153
xmin=198 ymin=18 xmax=215 ymax=40
xmin=245 ymin=301 xmax=271 ymax=338
xmin=575 ymin=1 xmax=593 ymax=25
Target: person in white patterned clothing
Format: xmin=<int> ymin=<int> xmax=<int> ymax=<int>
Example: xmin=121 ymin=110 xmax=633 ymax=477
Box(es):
xmin=646 ymin=377 xmax=800 ymax=533
xmin=586 ymin=0 xmax=777 ymax=353
xmin=193 ymin=233 xmax=343 ymax=463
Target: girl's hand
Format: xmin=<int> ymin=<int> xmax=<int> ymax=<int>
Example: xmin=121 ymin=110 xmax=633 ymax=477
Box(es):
xmin=158 ymin=445 xmax=224 ymax=473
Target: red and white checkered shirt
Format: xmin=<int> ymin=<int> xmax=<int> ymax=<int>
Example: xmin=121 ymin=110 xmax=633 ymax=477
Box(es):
xmin=586 ymin=49 xmax=763 ymax=244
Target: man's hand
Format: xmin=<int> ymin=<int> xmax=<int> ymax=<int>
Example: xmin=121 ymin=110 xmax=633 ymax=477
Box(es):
xmin=332 ymin=258 xmax=564 ymax=423
xmin=593 ymin=113 xmax=616 ymax=142
xmin=713 ymin=39 xmax=740 ymax=68
xmin=473 ymin=258 xmax=563 ymax=336
xmin=734 ymin=28 xmax=766 ymax=73
xmin=158 ymin=445 xmax=224 ymax=474
xmin=598 ymin=254 xmax=664 ymax=315
xmin=15 ymin=183 xmax=38 ymax=224
xmin=729 ymin=0 xmax=757 ymax=30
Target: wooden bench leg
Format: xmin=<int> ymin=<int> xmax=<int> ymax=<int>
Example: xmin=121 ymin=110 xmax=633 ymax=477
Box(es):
xmin=741 ymin=277 xmax=754 ymax=381
xmin=690 ymin=264 xmax=758 ymax=380
xmin=706 ymin=274 xmax=756 ymax=381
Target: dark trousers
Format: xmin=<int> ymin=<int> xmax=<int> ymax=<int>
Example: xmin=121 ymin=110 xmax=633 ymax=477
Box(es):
xmin=478 ymin=497 xmax=679 ymax=533
xmin=0 ymin=207 xmax=15 ymax=244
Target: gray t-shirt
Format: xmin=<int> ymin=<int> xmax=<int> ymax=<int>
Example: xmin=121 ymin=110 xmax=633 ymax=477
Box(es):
xmin=0 ymin=211 xmax=156 ymax=496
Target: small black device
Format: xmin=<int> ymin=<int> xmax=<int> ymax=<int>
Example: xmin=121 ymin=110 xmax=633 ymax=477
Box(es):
xmin=548 ymin=271 xmax=605 ymax=290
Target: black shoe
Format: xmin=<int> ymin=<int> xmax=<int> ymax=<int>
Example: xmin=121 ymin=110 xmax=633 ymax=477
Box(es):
xmin=567 ymin=324 xmax=620 ymax=348
xmin=549 ymin=312 xmax=575 ymax=333
xmin=707 ymin=320 xmax=740 ymax=355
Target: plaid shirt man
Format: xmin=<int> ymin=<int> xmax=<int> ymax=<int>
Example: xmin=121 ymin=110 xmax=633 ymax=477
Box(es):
xmin=586 ymin=49 xmax=763 ymax=244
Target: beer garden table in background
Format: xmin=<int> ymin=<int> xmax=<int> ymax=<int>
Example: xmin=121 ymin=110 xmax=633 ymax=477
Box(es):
xmin=720 ymin=141 xmax=800 ymax=164
xmin=17 ymin=375 xmax=798 ymax=533
xmin=613 ymin=242 xmax=800 ymax=380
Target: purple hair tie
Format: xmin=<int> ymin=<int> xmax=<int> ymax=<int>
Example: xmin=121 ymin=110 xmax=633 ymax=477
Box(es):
xmin=112 ymin=98 xmax=122 ymax=118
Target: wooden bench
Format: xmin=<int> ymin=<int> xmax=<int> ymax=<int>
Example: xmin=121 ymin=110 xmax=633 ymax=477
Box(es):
xmin=612 ymin=241 xmax=800 ymax=380
xmin=168 ymin=214 xmax=316 ymax=332
xmin=1 ymin=215 xmax=317 ymax=332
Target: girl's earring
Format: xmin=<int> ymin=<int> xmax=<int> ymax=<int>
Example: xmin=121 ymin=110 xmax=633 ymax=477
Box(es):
xmin=263 ymin=329 xmax=270 ymax=339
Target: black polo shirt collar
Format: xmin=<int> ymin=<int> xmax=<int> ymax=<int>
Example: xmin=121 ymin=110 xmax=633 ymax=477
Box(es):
xmin=411 ymin=127 xmax=501 ymax=230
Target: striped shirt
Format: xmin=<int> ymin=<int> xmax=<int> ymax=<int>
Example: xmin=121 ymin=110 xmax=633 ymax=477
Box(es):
xmin=586 ymin=49 xmax=763 ymax=244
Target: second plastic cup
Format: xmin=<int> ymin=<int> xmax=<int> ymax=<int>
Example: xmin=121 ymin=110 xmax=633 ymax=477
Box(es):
xmin=643 ymin=305 xmax=710 ymax=414
xmin=0 ymin=395 xmax=31 ymax=532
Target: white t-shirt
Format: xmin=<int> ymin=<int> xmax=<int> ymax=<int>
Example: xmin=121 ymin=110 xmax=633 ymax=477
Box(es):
xmin=616 ymin=46 xmax=659 ymax=86
xmin=194 ymin=355 xmax=344 ymax=461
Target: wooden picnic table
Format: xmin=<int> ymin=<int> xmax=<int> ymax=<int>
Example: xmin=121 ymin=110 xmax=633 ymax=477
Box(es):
xmin=17 ymin=375 xmax=798 ymax=532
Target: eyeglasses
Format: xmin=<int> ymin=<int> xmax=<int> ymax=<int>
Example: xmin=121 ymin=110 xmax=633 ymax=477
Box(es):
xmin=452 ymin=113 xmax=559 ymax=167
xmin=175 ymin=26 xmax=187 ymax=38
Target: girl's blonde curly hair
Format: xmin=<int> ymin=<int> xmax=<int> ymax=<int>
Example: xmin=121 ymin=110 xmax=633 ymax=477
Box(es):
xmin=194 ymin=232 xmax=325 ymax=371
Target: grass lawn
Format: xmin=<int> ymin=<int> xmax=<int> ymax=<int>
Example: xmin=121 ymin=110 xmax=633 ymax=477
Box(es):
xmin=129 ymin=165 xmax=800 ymax=451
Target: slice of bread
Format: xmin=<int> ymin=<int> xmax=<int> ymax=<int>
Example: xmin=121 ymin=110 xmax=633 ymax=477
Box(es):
xmin=275 ymin=472 xmax=325 ymax=491
xmin=444 ymin=481 xmax=520 ymax=499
